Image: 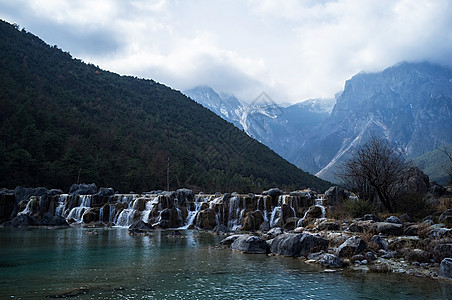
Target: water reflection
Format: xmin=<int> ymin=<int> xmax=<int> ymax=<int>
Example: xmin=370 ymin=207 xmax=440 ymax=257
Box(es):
xmin=0 ymin=228 xmax=451 ymax=299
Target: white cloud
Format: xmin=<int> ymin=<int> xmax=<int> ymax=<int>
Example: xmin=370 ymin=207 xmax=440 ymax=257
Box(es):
xmin=0 ymin=0 xmax=451 ymax=103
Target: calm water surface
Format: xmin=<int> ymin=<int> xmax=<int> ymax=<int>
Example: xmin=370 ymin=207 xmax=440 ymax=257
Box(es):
xmin=0 ymin=228 xmax=451 ymax=299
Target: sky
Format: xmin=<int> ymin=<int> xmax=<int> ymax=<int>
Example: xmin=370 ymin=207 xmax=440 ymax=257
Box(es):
xmin=1 ymin=0 xmax=452 ymax=104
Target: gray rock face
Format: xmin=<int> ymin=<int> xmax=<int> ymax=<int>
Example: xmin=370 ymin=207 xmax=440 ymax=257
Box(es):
xmin=325 ymin=186 xmax=350 ymax=205
xmin=439 ymin=258 xmax=452 ymax=279
xmin=270 ymin=233 xmax=329 ymax=257
xmin=3 ymin=214 xmax=39 ymax=227
xmin=41 ymin=213 xmax=68 ymax=226
xmin=336 ymin=236 xmax=367 ymax=257
xmin=69 ymin=183 xmax=97 ymax=195
xmin=212 ymin=224 xmax=230 ymax=234
xmin=372 ymin=222 xmax=404 ymax=235
xmin=195 ymin=208 xmax=217 ymax=230
xmin=318 ymin=254 xmax=345 ymax=268
xmin=231 ymin=235 xmax=269 ymax=254
xmin=404 ymin=249 xmax=431 ymax=263
xmin=362 ymin=214 xmax=381 ymax=222
xmin=317 ymin=221 xmax=340 ymax=231
xmin=259 ymin=220 xmax=271 ymax=232
xmin=430 ymin=182 xmax=445 ymax=198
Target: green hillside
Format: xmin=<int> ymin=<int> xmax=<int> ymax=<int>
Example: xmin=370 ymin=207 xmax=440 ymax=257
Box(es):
xmin=0 ymin=20 xmax=330 ymax=193
xmin=414 ymin=144 xmax=452 ymax=185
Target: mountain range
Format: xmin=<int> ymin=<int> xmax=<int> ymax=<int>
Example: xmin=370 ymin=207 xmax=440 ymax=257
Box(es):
xmin=0 ymin=20 xmax=330 ymax=193
xmin=185 ymin=62 xmax=452 ymax=184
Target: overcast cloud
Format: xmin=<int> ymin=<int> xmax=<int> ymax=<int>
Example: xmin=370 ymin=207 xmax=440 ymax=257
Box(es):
xmin=1 ymin=0 xmax=451 ymax=103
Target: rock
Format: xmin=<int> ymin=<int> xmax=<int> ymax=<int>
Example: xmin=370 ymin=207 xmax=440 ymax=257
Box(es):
xmin=41 ymin=213 xmax=68 ymax=226
xmin=439 ymin=258 xmax=452 ymax=279
xmin=365 ymin=252 xmax=377 ymax=261
xmin=231 ymin=235 xmax=269 ymax=254
xmin=381 ymin=251 xmax=398 ymax=259
xmin=259 ymin=220 xmax=270 ymax=232
xmin=348 ymin=220 xmax=374 ymax=233
xmin=306 ymin=206 xmax=323 ymax=219
xmin=336 ymin=236 xmax=367 ymax=258
xmin=433 ymin=243 xmax=452 ymax=262
xmin=362 ymin=214 xmax=381 ymax=222
xmin=262 ymin=188 xmax=283 ymax=199
xmin=82 ymin=208 xmax=98 ymax=224
xmin=69 ymin=183 xmax=97 ymax=195
xmin=404 ymin=249 xmax=431 ymax=263
xmin=439 ymin=209 xmax=452 ymax=227
xmin=159 ymin=207 xmax=183 ymax=228
xmin=397 ymin=167 xmax=430 ymax=195
xmin=317 ymin=220 xmax=340 ymax=231
xmin=195 ymin=208 xmax=217 ymax=230
xmin=318 ymin=254 xmax=345 ymax=268
xmin=219 ymin=234 xmax=244 ymax=245
xmin=128 ymin=220 xmax=153 ymax=234
xmin=263 ymin=227 xmax=284 ymax=240
xmin=132 ymin=198 xmax=146 ymax=211
xmin=0 ymin=191 xmax=15 ymax=223
xmin=398 ymin=214 xmax=411 ymax=223
xmin=12 ymin=186 xmax=50 ymax=218
xmin=351 ymin=254 xmax=366 ymax=263
xmin=384 ymin=216 xmax=402 ymax=224
xmin=270 ymin=233 xmax=329 ymax=257
xmin=370 ymin=235 xmax=388 ymax=251
xmin=3 ymin=214 xmax=39 ymax=227
xmin=404 ymin=224 xmax=419 ymax=236
xmin=430 ymin=182 xmax=445 ymax=198
xmin=174 ymin=188 xmax=194 ymax=206
xmin=325 ymin=186 xmax=350 ymax=206
xmin=241 ymin=210 xmax=264 ymax=231
xmin=428 ymin=228 xmax=452 ymax=239
xmin=212 ymin=224 xmax=230 ymax=234
xmin=372 ymin=222 xmax=403 ymax=235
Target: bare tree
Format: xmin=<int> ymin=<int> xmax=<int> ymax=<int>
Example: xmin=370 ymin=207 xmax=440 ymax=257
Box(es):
xmin=338 ymin=136 xmax=408 ymax=212
xmin=438 ymin=145 xmax=452 ymax=184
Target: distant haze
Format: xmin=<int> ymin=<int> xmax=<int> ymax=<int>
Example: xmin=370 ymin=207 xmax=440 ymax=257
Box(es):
xmin=1 ymin=0 xmax=451 ymax=103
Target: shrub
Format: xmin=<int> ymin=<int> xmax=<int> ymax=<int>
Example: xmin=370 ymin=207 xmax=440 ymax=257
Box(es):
xmin=344 ymin=199 xmax=376 ymax=218
xmin=395 ymin=193 xmax=434 ymax=221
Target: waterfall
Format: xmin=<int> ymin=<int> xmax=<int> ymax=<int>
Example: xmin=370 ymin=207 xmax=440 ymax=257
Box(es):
xmin=67 ymin=195 xmax=92 ymax=222
xmin=179 ymin=201 xmax=203 ymax=229
xmin=269 ymin=206 xmax=281 ymax=228
xmin=227 ymin=196 xmax=242 ymax=230
xmin=115 ymin=209 xmax=136 ymax=227
xmin=54 ymin=195 xmax=68 ymax=217
xmin=141 ymin=197 xmax=159 ymax=224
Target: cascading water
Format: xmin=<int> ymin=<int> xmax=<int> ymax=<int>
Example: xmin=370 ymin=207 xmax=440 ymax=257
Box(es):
xmin=227 ymin=196 xmax=243 ymax=230
xmin=67 ymin=195 xmax=92 ymax=222
xmin=179 ymin=201 xmax=203 ymax=229
xmin=269 ymin=206 xmax=281 ymax=228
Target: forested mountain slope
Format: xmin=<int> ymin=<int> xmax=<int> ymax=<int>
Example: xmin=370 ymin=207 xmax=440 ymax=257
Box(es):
xmin=0 ymin=20 xmax=330 ymax=192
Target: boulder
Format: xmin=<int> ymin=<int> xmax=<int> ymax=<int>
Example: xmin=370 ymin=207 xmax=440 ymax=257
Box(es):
xmin=231 ymin=235 xmax=269 ymax=254
xmin=348 ymin=220 xmax=374 ymax=233
xmin=241 ymin=210 xmax=264 ymax=231
xmin=262 ymin=188 xmax=283 ymax=199
xmin=398 ymin=214 xmax=411 ymax=223
xmin=159 ymin=207 xmax=182 ymax=228
xmin=439 ymin=209 xmax=452 ymax=227
xmin=439 ymin=258 xmax=452 ymax=279
xmin=82 ymin=208 xmax=98 ymax=224
xmin=372 ymin=222 xmax=403 ymax=235
xmin=195 ymin=208 xmax=217 ymax=230
xmin=325 ymin=186 xmax=350 ymax=205
xmin=433 ymin=243 xmax=452 ymax=262
xmin=128 ymin=220 xmax=154 ymax=234
xmin=0 ymin=191 xmax=16 ymax=223
xmin=362 ymin=214 xmax=381 ymax=222
xmin=175 ymin=188 xmax=194 ymax=206
xmin=318 ymin=254 xmax=345 ymax=268
xmin=41 ymin=213 xmax=68 ymax=226
xmin=428 ymin=228 xmax=452 ymax=239
xmin=384 ymin=216 xmax=402 ymax=224
xmin=336 ymin=236 xmax=367 ymax=258
xmin=3 ymin=214 xmax=39 ymax=227
xmin=263 ymin=227 xmax=283 ymax=240
xmin=404 ymin=225 xmax=419 ymax=236
xmin=91 ymin=187 xmax=115 ymax=205
xmin=270 ymin=233 xmax=329 ymax=257
xmin=397 ymin=167 xmax=430 ymax=195
xmin=317 ymin=220 xmax=340 ymax=231
xmin=259 ymin=220 xmax=271 ymax=232
xmin=220 ymin=234 xmax=245 ymax=245
xmin=305 ymin=206 xmax=323 ymax=219
xmin=430 ymin=182 xmax=445 ymax=198
xmin=370 ymin=235 xmax=389 ymax=251
xmin=69 ymin=183 xmax=97 ymax=195
xmin=212 ymin=224 xmax=230 ymax=234
xmin=404 ymin=249 xmax=431 ymax=263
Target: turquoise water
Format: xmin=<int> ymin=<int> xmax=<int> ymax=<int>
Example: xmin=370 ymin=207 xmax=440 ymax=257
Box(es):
xmin=0 ymin=228 xmax=451 ymax=299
